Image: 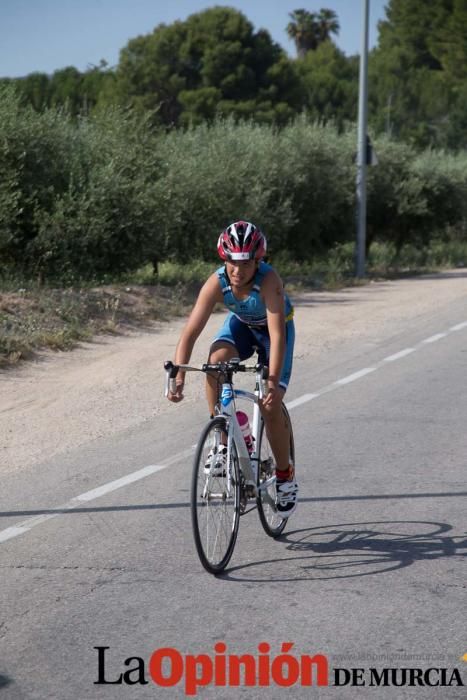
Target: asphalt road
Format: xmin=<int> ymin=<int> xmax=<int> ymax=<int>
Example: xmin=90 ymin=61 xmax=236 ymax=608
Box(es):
xmin=1 ymin=295 xmax=466 ymax=699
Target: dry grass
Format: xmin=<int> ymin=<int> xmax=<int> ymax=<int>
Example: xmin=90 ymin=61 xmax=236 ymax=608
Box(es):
xmin=2 ymin=241 xmax=466 ymax=368
xmin=0 ymin=283 xmax=198 ymax=368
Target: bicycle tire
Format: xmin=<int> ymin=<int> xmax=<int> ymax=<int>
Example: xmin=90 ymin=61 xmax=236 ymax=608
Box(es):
xmin=256 ymin=403 xmax=295 ymax=538
xmin=191 ymin=417 xmax=241 ymax=574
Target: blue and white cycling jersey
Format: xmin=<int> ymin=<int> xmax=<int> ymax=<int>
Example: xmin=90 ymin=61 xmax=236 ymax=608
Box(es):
xmin=216 ymin=261 xmax=294 ymax=328
xmin=213 ymin=262 xmax=295 ymax=390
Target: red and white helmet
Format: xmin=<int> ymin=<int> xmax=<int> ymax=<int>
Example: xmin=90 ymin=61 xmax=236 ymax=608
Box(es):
xmin=217 ymin=221 xmax=267 ymax=261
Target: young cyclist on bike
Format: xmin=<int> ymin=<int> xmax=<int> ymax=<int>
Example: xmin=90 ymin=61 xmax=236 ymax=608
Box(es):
xmin=167 ymin=221 xmax=298 ymax=516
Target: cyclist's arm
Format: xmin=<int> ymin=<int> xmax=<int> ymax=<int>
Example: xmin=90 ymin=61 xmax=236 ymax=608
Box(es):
xmin=262 ymin=270 xmax=286 ymax=399
xmin=173 ymin=272 xmax=223 ymax=377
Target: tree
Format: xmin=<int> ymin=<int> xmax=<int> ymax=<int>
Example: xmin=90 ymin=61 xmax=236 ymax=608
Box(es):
xmin=376 ymin=0 xmax=451 ymax=70
xmin=316 ymin=8 xmax=340 ymax=44
xmin=48 ymin=67 xmax=83 ymax=113
xmin=431 ymin=0 xmax=467 ymax=81
xmin=297 ymin=42 xmax=358 ymax=125
xmin=116 ymin=7 xmax=301 ymax=126
xmin=369 ymin=0 xmax=467 ymax=149
xmin=80 ymin=61 xmax=118 ymax=114
xmin=9 ymin=63 xmax=117 ymax=117
xmin=286 ymin=8 xmax=339 ymax=58
xmin=17 ymin=72 xmax=51 ymax=111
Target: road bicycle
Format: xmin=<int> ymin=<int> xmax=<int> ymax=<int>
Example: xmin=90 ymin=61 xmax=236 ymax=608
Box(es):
xmin=164 ymin=358 xmax=295 ymax=574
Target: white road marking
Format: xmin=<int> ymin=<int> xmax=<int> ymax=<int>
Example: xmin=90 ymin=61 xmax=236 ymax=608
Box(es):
xmin=334 ymin=367 xmax=377 ymax=385
xmin=422 ymin=333 xmax=447 ymax=344
xmin=383 ymin=348 xmax=416 ymax=362
xmin=72 ymin=463 xmax=168 ymax=502
xmin=0 ymin=526 xmax=34 ymax=543
xmin=0 ymin=513 xmax=66 ymax=544
xmin=0 ymin=447 xmax=196 ymax=544
xmin=286 ymin=393 xmax=319 ymax=409
xmin=1 ymin=320 xmax=466 ymax=546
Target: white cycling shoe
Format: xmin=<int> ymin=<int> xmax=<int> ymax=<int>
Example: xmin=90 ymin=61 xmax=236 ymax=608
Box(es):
xmin=276 ymin=469 xmax=298 ymax=517
xmin=204 ymin=445 xmax=227 ymax=477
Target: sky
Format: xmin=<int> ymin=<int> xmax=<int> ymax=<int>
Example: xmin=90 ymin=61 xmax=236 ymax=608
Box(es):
xmin=1 ymin=0 xmax=389 ymax=78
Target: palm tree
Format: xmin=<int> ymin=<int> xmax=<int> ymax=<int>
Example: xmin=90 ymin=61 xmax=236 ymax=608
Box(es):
xmin=286 ymin=8 xmax=340 ymax=58
xmin=317 ymin=8 xmax=340 ymax=44
xmin=287 ymin=9 xmax=319 ymax=58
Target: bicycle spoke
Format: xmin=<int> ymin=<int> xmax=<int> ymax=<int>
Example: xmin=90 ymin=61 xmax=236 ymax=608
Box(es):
xmin=256 ymin=407 xmax=293 ymax=538
xmin=191 ymin=418 xmax=240 ymax=573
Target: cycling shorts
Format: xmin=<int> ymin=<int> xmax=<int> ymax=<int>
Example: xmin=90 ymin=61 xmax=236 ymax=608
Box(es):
xmin=213 ymin=313 xmax=295 ymax=391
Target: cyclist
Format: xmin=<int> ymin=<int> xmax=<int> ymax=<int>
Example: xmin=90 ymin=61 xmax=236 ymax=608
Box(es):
xmin=167 ymin=221 xmax=298 ymax=517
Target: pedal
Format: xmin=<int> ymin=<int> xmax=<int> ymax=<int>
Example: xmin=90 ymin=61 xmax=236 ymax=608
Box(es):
xmin=260 ymin=457 xmax=274 ymax=479
xmin=245 ymin=484 xmax=256 ymax=498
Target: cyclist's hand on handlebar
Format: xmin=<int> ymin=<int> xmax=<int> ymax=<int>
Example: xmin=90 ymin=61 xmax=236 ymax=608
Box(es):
xmin=168 ymin=381 xmax=185 ymax=403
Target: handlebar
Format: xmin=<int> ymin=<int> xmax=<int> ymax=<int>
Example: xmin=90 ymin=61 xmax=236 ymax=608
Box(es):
xmin=164 ymin=359 xmax=269 ymax=398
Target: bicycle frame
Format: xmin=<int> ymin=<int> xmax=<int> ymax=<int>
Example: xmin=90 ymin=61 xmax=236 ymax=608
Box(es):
xmin=165 ymin=358 xmax=289 ymax=573
xmin=219 ymin=381 xmax=262 ymax=493
xmin=164 ymin=359 xmax=268 ymax=499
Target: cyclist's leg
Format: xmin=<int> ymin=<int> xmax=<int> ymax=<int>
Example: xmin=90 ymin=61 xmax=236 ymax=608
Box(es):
xmin=256 ymin=321 xmax=297 ymax=516
xmin=206 ymin=341 xmax=239 ymax=415
xmin=261 ymin=387 xmax=291 ymax=472
xmin=206 ymin=313 xmax=257 ymax=415
xmin=256 ymin=320 xmax=295 ymax=473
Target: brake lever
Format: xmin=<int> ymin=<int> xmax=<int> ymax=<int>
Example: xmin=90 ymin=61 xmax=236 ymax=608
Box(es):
xmin=164 ymin=360 xmax=179 ymax=397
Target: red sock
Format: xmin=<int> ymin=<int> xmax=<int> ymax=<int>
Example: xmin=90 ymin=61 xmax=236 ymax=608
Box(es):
xmin=276 ymin=465 xmax=294 ymax=481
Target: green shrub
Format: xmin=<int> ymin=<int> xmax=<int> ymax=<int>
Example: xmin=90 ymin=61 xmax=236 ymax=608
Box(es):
xmin=0 ymin=86 xmax=76 ymax=272
xmin=367 ymin=137 xmax=467 ymax=255
xmin=1 ymin=82 xmax=466 ymax=283
xmin=149 ymin=116 xmax=355 ymax=263
xmin=0 ymin=85 xmax=162 ymax=280
xmin=409 ymin=150 xmax=467 ymax=243
xmin=32 ymin=109 xmax=162 ymax=280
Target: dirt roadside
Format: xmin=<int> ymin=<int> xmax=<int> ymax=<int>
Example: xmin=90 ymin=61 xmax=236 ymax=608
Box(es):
xmin=1 ymin=271 xmax=466 ymax=474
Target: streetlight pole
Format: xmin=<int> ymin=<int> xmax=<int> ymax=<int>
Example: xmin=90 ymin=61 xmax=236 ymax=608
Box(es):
xmin=355 ymin=0 xmax=370 ymax=277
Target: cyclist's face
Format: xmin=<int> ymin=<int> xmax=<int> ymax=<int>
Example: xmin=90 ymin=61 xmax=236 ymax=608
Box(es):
xmin=226 ymin=259 xmax=257 ymax=286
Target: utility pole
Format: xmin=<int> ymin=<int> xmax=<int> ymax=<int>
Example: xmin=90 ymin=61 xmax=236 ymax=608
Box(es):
xmin=355 ymin=0 xmax=370 ymax=278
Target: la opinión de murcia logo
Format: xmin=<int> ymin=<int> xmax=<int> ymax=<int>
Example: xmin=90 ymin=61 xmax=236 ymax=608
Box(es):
xmin=94 ymin=645 xmax=465 ymax=694
xmin=94 ymin=644 xmax=328 ymax=694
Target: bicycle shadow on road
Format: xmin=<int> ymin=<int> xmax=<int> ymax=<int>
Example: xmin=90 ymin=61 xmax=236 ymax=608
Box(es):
xmin=0 ymin=673 xmax=13 ymax=690
xmin=4 ymin=489 xmax=466 ymax=520
xmin=222 ymin=520 xmax=466 ymax=582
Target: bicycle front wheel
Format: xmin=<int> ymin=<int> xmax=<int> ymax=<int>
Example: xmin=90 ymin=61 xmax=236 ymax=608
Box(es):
xmin=256 ymin=403 xmax=294 ymax=538
xmin=191 ymin=417 xmax=240 ymax=574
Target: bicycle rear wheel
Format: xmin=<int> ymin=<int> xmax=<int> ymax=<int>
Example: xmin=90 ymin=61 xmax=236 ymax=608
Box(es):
xmin=191 ymin=417 xmax=240 ymax=574
xmin=256 ymin=403 xmax=294 ymax=538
